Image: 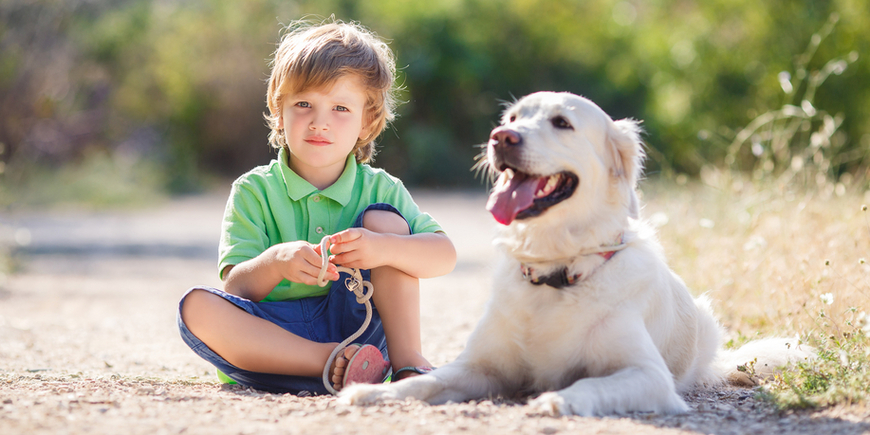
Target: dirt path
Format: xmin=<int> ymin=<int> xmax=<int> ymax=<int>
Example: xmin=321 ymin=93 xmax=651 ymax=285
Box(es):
xmin=1 ymin=190 xmax=868 ymax=434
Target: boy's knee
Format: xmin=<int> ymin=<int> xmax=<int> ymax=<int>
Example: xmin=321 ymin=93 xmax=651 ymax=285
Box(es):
xmin=181 ymin=289 xmax=219 ymax=322
xmin=362 ymin=209 xmax=410 ymax=236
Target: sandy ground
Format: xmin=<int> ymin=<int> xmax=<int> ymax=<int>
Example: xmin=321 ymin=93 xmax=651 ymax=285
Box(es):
xmin=1 ymin=189 xmax=869 ymax=434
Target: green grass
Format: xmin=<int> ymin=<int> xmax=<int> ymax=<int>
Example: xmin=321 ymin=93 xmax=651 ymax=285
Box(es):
xmin=0 ymin=150 xmax=167 ymax=210
xmin=761 ymin=253 xmax=870 ymax=410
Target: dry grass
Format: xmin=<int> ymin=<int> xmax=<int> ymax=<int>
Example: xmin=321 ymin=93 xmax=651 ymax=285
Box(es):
xmin=641 ymin=176 xmax=870 ymax=408
xmin=3 ymin=183 xmax=870 ymax=434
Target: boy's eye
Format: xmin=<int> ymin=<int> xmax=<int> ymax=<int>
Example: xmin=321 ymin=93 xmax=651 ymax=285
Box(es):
xmin=335 ymin=105 xmax=349 ymax=112
xmin=295 ymin=101 xmax=311 ymax=108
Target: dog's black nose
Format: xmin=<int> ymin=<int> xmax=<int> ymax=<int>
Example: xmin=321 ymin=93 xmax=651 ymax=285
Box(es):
xmin=490 ymin=127 xmax=522 ymax=148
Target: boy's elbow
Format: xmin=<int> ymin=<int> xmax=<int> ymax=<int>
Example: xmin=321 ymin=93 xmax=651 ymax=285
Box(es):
xmin=222 ymin=268 xmax=265 ymax=302
xmin=226 ymin=284 xmax=265 ymax=302
xmin=222 ymin=278 xmax=247 ymax=299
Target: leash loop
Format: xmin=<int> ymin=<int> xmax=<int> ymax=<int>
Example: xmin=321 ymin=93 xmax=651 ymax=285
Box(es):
xmin=317 ymin=235 xmax=375 ymax=395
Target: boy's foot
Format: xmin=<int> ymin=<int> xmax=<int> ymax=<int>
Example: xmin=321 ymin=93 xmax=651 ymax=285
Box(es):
xmin=329 ymin=344 xmax=389 ymax=391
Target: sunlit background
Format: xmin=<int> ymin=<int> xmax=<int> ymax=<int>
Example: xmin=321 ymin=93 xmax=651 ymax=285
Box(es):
xmin=1 ymin=0 xmax=868 ymax=205
xmin=2 ymin=1 xmax=870 ymax=415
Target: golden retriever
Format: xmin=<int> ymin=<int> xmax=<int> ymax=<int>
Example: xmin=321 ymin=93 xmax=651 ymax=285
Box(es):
xmin=340 ymin=92 xmax=811 ymax=416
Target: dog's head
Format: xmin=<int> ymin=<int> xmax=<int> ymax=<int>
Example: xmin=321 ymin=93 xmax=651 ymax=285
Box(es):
xmin=480 ymin=92 xmax=644 ymax=259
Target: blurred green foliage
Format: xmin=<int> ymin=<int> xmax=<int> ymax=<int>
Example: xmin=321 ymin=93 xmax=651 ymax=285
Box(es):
xmin=1 ymin=0 xmax=868 ymax=197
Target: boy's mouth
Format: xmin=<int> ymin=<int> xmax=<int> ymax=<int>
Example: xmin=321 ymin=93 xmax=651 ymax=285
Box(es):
xmin=305 ymin=136 xmax=333 ymax=146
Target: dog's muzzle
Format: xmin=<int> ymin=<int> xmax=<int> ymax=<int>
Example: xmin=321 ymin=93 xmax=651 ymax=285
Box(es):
xmin=489 ymin=126 xmax=523 ymax=172
xmin=485 ymin=127 xmax=579 ymax=226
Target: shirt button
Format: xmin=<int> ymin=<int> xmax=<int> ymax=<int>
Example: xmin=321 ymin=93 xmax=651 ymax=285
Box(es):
xmin=312 ymin=195 xmax=321 ymax=202
xmin=315 ymin=226 xmax=324 ymax=234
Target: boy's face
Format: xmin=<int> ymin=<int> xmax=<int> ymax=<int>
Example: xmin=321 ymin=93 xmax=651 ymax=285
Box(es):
xmin=278 ymin=74 xmax=371 ymax=187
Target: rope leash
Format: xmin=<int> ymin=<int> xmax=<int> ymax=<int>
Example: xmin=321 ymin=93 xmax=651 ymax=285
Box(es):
xmin=317 ymin=235 xmax=375 ymax=395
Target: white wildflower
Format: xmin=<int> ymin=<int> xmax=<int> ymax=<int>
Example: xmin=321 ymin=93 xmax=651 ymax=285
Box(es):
xmin=858 ymin=312 xmax=870 ymax=335
xmin=820 ymin=292 xmax=834 ymax=305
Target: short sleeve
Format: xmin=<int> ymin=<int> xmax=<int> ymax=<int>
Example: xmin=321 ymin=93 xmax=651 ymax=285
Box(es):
xmin=218 ymin=181 xmax=270 ymax=279
xmin=380 ymin=180 xmax=444 ymax=235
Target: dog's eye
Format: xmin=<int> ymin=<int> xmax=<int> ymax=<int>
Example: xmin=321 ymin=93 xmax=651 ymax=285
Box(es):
xmin=509 ymin=114 xmax=517 ymax=123
xmin=551 ymin=116 xmax=573 ymax=130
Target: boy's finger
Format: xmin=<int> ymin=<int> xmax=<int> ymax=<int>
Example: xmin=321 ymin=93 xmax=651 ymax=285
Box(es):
xmin=313 ymin=241 xmax=336 ymax=258
xmin=319 ymin=264 xmax=340 ymax=282
xmin=330 ymin=228 xmax=362 ymax=245
xmin=331 ymin=253 xmax=362 ymax=268
xmin=305 ymin=247 xmax=326 ymax=265
xmin=308 ymin=271 xmax=340 ymax=284
xmin=314 ymin=262 xmax=337 ymax=274
xmin=300 ymin=262 xmax=338 ymax=284
xmin=295 ymin=265 xmax=319 ymax=286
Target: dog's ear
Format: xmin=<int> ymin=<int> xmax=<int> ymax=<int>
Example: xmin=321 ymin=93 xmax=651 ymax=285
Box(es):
xmin=607 ymin=118 xmax=644 ymax=181
xmin=608 ymin=118 xmax=644 ymax=218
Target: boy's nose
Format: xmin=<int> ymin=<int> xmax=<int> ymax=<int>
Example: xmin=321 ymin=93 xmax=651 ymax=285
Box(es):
xmin=309 ymin=112 xmax=330 ymax=131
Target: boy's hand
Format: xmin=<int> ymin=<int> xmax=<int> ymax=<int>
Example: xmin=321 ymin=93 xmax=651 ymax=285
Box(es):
xmin=328 ymin=229 xmax=390 ymax=270
xmin=274 ymin=241 xmax=340 ymax=285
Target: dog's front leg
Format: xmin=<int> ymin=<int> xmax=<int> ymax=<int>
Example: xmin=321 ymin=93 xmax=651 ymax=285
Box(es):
xmin=339 ymin=360 xmax=502 ymax=406
xmin=531 ymin=363 xmax=688 ymax=416
xmin=530 ymin=322 xmax=689 ymax=416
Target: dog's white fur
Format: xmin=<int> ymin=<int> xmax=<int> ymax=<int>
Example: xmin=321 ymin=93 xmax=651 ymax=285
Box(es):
xmin=340 ymin=92 xmax=811 ymax=416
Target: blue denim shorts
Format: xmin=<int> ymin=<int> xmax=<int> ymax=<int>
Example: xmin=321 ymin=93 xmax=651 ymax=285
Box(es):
xmin=177 ymin=203 xmax=406 ymax=395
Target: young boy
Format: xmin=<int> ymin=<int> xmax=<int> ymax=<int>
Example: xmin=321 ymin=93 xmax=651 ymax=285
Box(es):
xmin=177 ymin=19 xmax=456 ymax=395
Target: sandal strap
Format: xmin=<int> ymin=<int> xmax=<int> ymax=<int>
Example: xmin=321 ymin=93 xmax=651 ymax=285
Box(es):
xmin=393 ymin=366 xmax=435 ymax=378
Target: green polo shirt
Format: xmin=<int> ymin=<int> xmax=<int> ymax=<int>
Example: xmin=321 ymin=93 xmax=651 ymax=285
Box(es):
xmin=219 ymin=148 xmax=444 ymax=302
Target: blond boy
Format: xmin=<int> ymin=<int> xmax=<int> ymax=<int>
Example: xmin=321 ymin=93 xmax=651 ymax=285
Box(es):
xmin=178 ymin=20 xmax=456 ymax=394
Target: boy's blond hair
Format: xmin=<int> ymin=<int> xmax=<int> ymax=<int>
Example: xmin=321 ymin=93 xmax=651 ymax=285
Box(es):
xmin=265 ymin=19 xmax=397 ymax=164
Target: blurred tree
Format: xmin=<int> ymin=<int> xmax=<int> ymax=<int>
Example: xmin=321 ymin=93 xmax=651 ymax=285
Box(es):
xmin=1 ymin=0 xmax=867 ymax=195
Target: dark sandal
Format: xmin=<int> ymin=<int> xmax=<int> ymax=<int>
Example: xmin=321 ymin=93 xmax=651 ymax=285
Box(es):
xmin=391 ymin=366 xmax=435 ymax=382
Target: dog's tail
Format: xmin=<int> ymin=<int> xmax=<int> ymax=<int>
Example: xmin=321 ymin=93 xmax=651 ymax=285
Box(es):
xmin=713 ymin=337 xmax=815 ymax=387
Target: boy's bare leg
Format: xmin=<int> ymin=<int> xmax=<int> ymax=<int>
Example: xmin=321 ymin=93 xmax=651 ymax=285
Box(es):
xmin=181 ymin=290 xmax=361 ymax=388
xmin=363 ymin=210 xmax=433 ymax=378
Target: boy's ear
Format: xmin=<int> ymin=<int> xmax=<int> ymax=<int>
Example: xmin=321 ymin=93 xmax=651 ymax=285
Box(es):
xmin=272 ymin=95 xmax=284 ymax=130
xmin=359 ymin=115 xmax=376 ymax=142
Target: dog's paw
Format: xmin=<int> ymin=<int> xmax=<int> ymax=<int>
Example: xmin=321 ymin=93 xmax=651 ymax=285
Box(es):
xmin=529 ymin=392 xmax=566 ymax=416
xmin=529 ymin=392 xmax=595 ymax=417
xmin=529 ymin=392 xmax=588 ymax=416
xmin=337 ymin=383 xmax=399 ymax=406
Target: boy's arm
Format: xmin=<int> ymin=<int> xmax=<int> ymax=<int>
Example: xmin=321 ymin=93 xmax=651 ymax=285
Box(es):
xmin=221 ymin=241 xmax=340 ymax=302
xmin=328 ymin=230 xmax=456 ymax=279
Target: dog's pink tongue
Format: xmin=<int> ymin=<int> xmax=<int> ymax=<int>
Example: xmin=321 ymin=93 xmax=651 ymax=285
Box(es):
xmin=486 ymin=171 xmax=540 ymax=225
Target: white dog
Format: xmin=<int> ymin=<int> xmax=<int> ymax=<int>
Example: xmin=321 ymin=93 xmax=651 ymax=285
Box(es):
xmin=340 ymin=92 xmax=811 ymax=416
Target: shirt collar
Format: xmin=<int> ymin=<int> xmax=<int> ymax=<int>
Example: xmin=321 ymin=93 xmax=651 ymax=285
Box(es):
xmin=279 ymin=148 xmax=357 ymax=206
